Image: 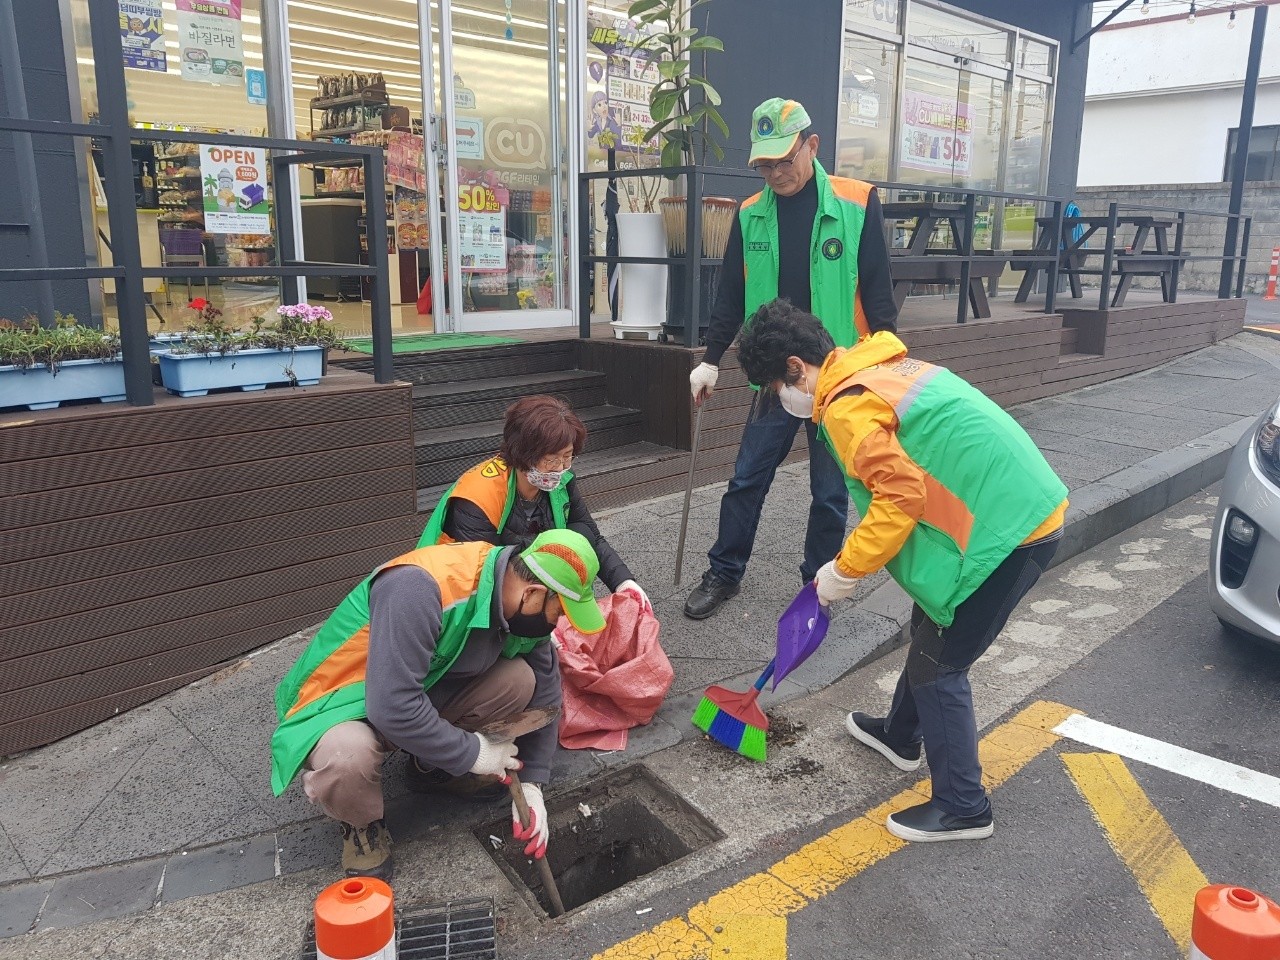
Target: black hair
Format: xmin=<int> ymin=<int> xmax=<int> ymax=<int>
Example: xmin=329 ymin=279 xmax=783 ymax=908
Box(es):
xmin=509 ymin=553 xmax=537 ymax=584
xmin=736 ymin=299 xmax=834 ymax=387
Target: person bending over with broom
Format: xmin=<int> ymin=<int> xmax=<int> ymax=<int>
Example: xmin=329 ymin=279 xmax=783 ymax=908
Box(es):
xmin=735 ymin=299 xmax=1068 ymax=844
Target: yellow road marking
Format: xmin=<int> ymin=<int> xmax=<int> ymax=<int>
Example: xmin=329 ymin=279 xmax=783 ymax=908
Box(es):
xmin=593 ymin=700 xmax=1074 ymax=960
xmin=1062 ymin=751 xmax=1209 ymax=953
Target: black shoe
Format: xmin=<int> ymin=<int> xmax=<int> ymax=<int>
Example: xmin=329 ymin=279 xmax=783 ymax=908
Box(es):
xmin=886 ymin=800 xmax=994 ymax=843
xmin=403 ymin=755 xmax=507 ymax=802
xmin=845 ymin=712 xmax=923 ymax=772
xmin=684 ymin=569 xmax=740 ymax=620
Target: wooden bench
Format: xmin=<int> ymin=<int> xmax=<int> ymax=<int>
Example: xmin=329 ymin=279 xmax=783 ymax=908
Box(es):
xmin=890 ymin=252 xmax=1009 ymax=318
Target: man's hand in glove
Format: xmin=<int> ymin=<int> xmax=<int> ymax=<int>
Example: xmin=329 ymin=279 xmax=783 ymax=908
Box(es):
xmin=815 ymin=560 xmax=859 ymax=607
xmin=469 ymin=733 xmax=520 ymax=781
xmin=690 ymin=362 xmax=718 ymax=404
xmin=512 ymin=782 xmax=549 ymax=859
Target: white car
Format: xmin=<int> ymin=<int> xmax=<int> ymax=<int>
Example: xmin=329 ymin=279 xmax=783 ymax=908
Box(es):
xmin=1209 ymin=400 xmax=1280 ymax=646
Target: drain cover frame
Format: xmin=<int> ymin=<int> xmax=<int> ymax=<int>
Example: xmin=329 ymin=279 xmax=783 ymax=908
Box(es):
xmin=299 ymin=896 xmax=496 ymax=960
xmin=475 ymin=763 xmax=723 ymax=918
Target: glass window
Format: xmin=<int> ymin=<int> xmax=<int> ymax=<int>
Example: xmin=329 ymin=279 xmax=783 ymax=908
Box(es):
xmin=898 ymin=58 xmax=1004 ymax=193
xmin=1017 ymin=36 xmax=1054 ymax=78
xmin=1224 ymin=126 xmax=1280 ymax=182
xmin=906 ymin=4 xmax=1010 ymax=69
xmin=845 ymin=0 xmax=902 ymax=36
xmin=836 ymin=34 xmax=898 ymax=181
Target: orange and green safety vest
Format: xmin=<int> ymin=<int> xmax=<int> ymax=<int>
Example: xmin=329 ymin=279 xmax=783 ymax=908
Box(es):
xmin=269 ymin=541 xmax=539 ymax=795
xmin=817 ymin=344 xmax=1068 ymax=628
xmin=740 ymin=160 xmax=873 ymax=345
xmin=417 ymin=456 xmax=572 ymax=548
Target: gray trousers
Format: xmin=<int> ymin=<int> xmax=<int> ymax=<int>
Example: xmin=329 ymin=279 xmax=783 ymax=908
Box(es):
xmin=301 ymin=657 xmax=536 ymax=828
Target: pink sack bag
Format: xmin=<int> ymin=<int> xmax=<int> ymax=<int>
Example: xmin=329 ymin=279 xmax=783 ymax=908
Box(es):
xmin=554 ymin=593 xmax=672 ymax=751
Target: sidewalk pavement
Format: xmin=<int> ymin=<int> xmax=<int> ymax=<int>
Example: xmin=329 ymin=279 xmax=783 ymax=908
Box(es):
xmin=3 ymin=330 xmax=1280 ymax=942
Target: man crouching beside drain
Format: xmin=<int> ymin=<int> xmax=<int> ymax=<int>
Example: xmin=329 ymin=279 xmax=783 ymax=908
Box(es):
xmin=269 ymin=530 xmax=606 ymax=880
xmin=736 ymin=299 xmax=1068 ymax=844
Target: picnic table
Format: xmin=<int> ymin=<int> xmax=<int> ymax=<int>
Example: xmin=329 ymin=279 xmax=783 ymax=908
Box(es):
xmin=881 ymin=199 xmax=1008 ymax=319
xmin=1014 ymin=215 xmax=1181 ymax=307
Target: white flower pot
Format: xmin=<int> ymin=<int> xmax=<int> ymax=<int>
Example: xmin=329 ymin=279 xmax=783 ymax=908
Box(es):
xmin=613 ymin=211 xmax=668 ymax=340
xmin=156 ymin=346 xmax=323 ymax=397
xmin=0 ymin=357 xmax=126 ymax=411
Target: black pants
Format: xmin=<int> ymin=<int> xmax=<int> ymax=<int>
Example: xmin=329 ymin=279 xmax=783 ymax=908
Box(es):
xmin=882 ymin=534 xmax=1061 ymax=816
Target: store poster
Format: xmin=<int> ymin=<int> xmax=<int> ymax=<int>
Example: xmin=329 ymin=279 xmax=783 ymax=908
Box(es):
xmin=199 ymin=144 xmax=269 ymax=233
xmin=245 ymin=68 xmax=267 ymax=105
xmin=586 ymin=13 xmax=660 ymax=162
xmin=387 ymin=132 xmax=426 ymax=193
xmin=900 ymin=92 xmax=972 ymax=175
xmin=177 ymin=0 xmax=244 ymax=86
xmin=119 ymin=1 xmax=167 ymax=73
xmin=455 ymin=117 xmax=484 ymax=161
xmin=458 ymin=180 xmax=507 ymax=274
xmin=394 ymin=186 xmax=431 ymax=251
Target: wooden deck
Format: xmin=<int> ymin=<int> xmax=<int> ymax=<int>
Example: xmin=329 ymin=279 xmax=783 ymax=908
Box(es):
xmin=0 ymin=369 xmax=421 ymax=756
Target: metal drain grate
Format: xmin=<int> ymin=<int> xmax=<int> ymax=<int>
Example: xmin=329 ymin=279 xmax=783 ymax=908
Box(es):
xmin=300 ymin=897 xmax=496 ymax=960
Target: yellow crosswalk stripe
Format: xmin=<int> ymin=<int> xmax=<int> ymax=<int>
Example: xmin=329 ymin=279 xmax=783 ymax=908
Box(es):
xmin=593 ymin=700 xmax=1075 ymax=960
xmin=1062 ymin=751 xmax=1209 ymax=953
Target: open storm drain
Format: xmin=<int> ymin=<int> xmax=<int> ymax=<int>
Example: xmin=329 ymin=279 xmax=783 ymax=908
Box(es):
xmin=475 ymin=765 xmax=722 ymax=916
xmin=300 ymin=897 xmax=496 ymax=960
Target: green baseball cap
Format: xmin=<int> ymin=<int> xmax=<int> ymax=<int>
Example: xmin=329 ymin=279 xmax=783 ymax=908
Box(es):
xmin=519 ymin=529 xmax=606 ymax=634
xmin=749 ymin=97 xmax=812 ymax=165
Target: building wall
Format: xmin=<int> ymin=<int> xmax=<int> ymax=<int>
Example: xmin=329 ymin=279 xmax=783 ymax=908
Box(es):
xmin=0 ymin=1 xmax=92 ymax=323
xmin=1075 ymin=181 xmax=1279 ymax=294
xmin=1081 ymin=4 xmax=1280 ymax=185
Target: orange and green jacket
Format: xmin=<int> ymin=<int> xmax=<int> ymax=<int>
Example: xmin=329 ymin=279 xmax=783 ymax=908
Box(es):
xmin=815 ymin=331 xmax=1069 ymax=627
xmin=270 ymin=541 xmax=539 ymax=795
xmin=417 ymin=456 xmax=571 ymax=548
xmin=740 ymin=160 xmax=873 ymax=346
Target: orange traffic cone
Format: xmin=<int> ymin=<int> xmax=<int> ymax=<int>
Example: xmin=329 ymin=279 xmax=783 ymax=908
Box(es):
xmin=1190 ymin=885 xmax=1280 ymax=958
xmin=315 ymin=877 xmax=396 ymax=960
xmin=1265 ymin=248 xmax=1279 ymax=301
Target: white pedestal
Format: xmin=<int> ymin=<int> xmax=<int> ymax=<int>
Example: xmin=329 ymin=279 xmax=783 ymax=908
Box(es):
xmin=613 ymin=211 xmax=667 ymax=340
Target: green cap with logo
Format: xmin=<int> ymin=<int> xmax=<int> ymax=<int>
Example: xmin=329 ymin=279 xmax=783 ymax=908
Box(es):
xmin=749 ymin=97 xmax=812 ymax=165
xmin=519 ymin=529 xmax=606 ymax=634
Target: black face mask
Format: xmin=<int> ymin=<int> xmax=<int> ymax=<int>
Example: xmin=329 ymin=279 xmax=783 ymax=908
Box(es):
xmin=507 ymin=590 xmax=555 ymax=639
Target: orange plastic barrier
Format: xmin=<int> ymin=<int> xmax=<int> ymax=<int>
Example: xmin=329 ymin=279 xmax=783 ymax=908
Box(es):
xmin=315 ymin=877 xmax=396 ymax=960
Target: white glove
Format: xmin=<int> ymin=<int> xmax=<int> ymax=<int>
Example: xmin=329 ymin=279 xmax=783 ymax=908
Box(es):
xmin=469 ymin=733 xmax=520 ymax=780
xmin=815 ymin=560 xmax=859 ymax=607
xmin=616 ymin=579 xmax=652 ymax=613
xmin=690 ymin=362 xmax=718 ymax=403
xmin=512 ymin=781 xmax=549 ymax=859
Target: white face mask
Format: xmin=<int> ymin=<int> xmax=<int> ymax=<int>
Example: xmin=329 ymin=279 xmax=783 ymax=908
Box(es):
xmin=526 ymin=468 xmax=566 ymax=492
xmin=777 ymin=372 xmax=814 ymax=419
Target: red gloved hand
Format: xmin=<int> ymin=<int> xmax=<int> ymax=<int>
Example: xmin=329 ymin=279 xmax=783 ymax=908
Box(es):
xmin=512 ymin=782 xmax=549 ymax=859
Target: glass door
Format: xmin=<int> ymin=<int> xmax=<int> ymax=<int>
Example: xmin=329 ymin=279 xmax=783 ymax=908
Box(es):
xmin=437 ymin=0 xmax=569 ymax=332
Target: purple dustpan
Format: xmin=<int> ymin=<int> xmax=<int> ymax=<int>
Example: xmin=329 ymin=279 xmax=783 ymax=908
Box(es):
xmin=773 ymin=581 xmax=830 ymax=689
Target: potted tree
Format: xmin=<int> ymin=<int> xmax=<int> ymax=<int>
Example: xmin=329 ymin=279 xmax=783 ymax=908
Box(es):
xmin=599 ymin=125 xmax=668 ymax=340
xmin=627 ymin=0 xmax=733 ymax=343
xmin=0 ymin=315 xmax=125 ymax=411
xmin=154 ymin=300 xmax=347 ymax=397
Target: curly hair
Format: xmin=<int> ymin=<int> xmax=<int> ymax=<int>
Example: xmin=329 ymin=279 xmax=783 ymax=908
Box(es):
xmin=499 ymin=395 xmax=587 ymax=471
xmin=736 ymin=299 xmax=834 ymax=387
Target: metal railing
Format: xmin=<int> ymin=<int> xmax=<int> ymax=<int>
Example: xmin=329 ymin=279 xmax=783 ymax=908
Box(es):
xmin=0 ymin=0 xmax=393 ymax=406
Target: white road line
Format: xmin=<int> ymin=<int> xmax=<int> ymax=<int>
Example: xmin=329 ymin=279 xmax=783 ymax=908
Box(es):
xmin=1053 ymin=714 xmax=1280 ymax=810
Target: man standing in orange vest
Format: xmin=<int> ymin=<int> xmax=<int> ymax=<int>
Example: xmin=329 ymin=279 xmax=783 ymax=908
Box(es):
xmin=685 ymin=96 xmax=898 ymax=620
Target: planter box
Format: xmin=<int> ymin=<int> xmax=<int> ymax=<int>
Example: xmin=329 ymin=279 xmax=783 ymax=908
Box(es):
xmin=156 ymin=346 xmax=323 ymax=397
xmin=0 ymin=357 xmax=127 ymax=411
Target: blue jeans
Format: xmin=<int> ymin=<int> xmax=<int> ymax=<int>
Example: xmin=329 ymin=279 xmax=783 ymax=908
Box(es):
xmin=707 ymin=392 xmax=849 ymax=585
xmin=881 ymin=535 xmax=1060 ymax=817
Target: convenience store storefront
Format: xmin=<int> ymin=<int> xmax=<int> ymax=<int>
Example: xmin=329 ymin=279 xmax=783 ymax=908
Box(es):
xmin=43 ymin=0 xmax=1078 ymax=337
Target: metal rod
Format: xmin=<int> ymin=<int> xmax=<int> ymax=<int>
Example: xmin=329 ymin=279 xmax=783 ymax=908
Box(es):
xmin=956 ymin=192 xmax=975 ymax=324
xmin=261 ymin=0 xmax=304 ymax=305
xmin=272 ymin=155 xmax=300 ymax=306
xmin=1237 ymin=216 xmax=1252 ymax=299
xmin=546 ymin=0 xmax=564 ymax=311
xmin=438 ymin=0 xmax=465 ymax=333
xmin=507 ymin=773 xmax=565 ymax=917
xmin=674 ymin=401 xmax=705 ymax=586
xmin=365 ymin=152 xmax=394 ymax=385
xmin=1170 ymin=211 xmax=1185 ymax=304
xmin=578 ymin=174 xmax=592 ymax=337
xmin=1221 ymin=4 xmax=1267 ymax=299
xmin=0 ymin=0 xmax=56 ymax=325
xmin=87 ymin=0 xmax=151 ymax=405
xmin=566 ymin=0 xmax=586 ymax=330
xmin=684 ymin=170 xmax=703 ymax=348
xmin=1099 ymin=201 xmax=1118 ymax=311
xmin=418 ymin=0 xmax=448 ymax=338
xmin=1045 ymin=199 xmax=1062 ymax=315
xmin=1072 ymin=0 xmax=1135 ymax=51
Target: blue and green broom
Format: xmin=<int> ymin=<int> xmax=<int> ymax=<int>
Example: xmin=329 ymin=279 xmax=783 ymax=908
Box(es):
xmin=691 ymin=659 xmax=774 ymax=762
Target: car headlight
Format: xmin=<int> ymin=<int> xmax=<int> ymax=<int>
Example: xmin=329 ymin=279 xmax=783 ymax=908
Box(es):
xmin=1255 ymin=400 xmax=1280 ymax=487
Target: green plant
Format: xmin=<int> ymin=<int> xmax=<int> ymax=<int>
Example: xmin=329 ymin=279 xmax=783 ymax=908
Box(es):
xmin=0 ymin=314 xmax=120 ymax=374
xmin=164 ymin=299 xmax=348 ymax=357
xmin=627 ymin=0 xmax=728 ymax=170
xmin=598 ymin=125 xmax=665 ymax=212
